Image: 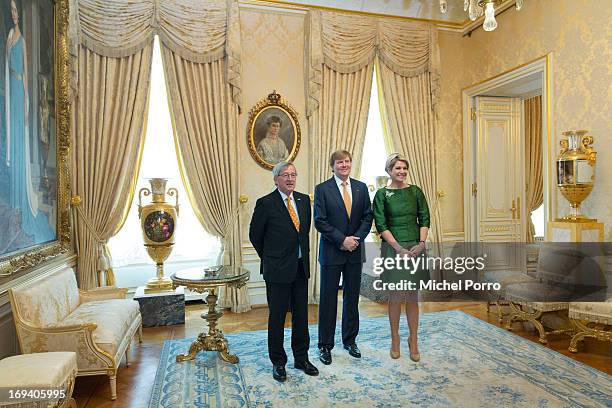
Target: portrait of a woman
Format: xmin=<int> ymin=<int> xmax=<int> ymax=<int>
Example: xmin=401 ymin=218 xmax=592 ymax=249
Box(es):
xmin=5 ymin=0 xmax=54 ymax=243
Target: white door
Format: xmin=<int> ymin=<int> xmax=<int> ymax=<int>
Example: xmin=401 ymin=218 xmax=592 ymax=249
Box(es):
xmin=473 ymin=97 xmax=525 ymax=270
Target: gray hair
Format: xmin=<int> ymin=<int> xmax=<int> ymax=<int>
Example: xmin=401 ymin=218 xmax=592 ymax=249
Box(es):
xmin=272 ymin=161 xmax=295 ymax=177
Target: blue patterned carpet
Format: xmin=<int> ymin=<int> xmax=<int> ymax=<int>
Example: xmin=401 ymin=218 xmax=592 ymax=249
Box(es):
xmin=149 ymin=310 xmax=611 ymax=407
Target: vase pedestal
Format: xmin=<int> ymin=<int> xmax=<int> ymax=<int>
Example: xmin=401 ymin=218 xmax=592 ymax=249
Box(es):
xmin=547 ymin=220 xmax=604 ymax=242
xmin=134 ymin=286 xmax=185 ymax=327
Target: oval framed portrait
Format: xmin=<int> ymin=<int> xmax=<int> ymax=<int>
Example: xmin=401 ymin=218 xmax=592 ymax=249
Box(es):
xmin=247 ymin=91 xmax=301 ymax=170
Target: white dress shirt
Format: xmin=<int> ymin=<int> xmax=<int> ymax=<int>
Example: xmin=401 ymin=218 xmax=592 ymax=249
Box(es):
xmin=334 ymin=174 xmax=353 ymax=201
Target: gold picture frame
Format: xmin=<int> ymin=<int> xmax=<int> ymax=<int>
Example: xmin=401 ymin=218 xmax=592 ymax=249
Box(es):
xmin=247 ymin=91 xmax=301 ymax=170
xmin=0 ymin=0 xmax=71 ymax=279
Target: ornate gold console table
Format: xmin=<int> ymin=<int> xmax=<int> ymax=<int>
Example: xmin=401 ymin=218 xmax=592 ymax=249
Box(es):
xmin=170 ymin=266 xmax=249 ymax=363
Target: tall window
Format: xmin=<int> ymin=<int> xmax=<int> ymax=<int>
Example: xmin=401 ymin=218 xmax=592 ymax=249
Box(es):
xmin=531 ymin=204 xmax=545 ymax=239
xmin=360 ymin=67 xmax=390 ymax=195
xmin=108 ymin=37 xmax=221 ymax=287
xmin=360 ymin=67 xmax=390 ymax=241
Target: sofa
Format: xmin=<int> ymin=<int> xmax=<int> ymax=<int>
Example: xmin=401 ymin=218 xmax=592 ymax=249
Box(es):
xmin=8 ymin=267 xmax=142 ymax=400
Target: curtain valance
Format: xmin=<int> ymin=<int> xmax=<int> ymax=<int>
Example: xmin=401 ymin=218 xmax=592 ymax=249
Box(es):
xmin=307 ymin=10 xmax=440 ymax=117
xmin=320 ymin=11 xmax=438 ymax=76
xmin=70 ymin=0 xmax=242 ymax=108
xmin=73 ymin=0 xmax=232 ymax=63
xmin=306 ymin=10 xmax=440 ymax=117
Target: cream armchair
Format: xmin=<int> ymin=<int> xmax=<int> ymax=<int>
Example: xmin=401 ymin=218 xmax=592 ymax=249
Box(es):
xmin=8 ymin=267 xmax=142 ymax=400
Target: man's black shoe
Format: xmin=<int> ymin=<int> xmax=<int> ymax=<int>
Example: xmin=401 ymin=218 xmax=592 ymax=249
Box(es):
xmin=294 ymin=359 xmax=319 ymax=376
xmin=272 ymin=364 xmax=287 ymax=382
xmin=343 ymin=343 xmax=361 ymax=358
xmin=318 ymin=347 xmax=332 ymax=365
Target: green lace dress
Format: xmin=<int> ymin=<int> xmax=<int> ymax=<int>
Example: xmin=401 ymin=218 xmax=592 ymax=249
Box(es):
xmin=373 ymin=185 xmax=431 ymax=285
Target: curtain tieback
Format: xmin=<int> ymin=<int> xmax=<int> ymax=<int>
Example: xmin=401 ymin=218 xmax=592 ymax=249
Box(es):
xmin=72 ymin=197 xmax=116 ymax=286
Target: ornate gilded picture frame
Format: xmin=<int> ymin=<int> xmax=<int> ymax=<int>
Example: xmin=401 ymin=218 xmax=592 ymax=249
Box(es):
xmin=0 ymin=0 xmax=71 ymax=279
xmin=247 ymin=91 xmax=301 ymax=170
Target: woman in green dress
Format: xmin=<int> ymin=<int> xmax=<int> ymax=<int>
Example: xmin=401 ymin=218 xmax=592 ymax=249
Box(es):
xmin=373 ymin=153 xmax=430 ymax=361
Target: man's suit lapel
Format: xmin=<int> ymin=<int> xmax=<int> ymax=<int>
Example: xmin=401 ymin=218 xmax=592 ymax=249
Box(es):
xmin=271 ymin=190 xmax=294 ymax=229
xmin=272 ymin=190 xmax=299 ymax=233
xmin=295 ymin=194 xmax=306 ymax=233
xmin=350 ymin=178 xmax=360 ymax=220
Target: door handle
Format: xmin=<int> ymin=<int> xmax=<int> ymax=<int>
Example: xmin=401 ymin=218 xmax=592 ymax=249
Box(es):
xmin=510 ymin=199 xmax=517 ymax=219
xmin=516 ymin=196 xmax=520 ymax=219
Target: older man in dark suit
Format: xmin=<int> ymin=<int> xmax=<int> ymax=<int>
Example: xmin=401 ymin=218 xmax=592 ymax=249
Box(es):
xmin=314 ymin=150 xmax=373 ymax=365
xmin=249 ymin=161 xmax=318 ymax=382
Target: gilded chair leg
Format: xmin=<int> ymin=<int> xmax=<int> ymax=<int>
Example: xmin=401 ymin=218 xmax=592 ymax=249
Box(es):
xmin=486 ymin=302 xmax=491 ymax=313
xmin=531 ymin=318 xmax=548 ymax=344
xmin=568 ymin=331 xmax=587 ymax=353
xmin=138 ymin=324 xmax=143 ymax=343
xmin=496 ymin=301 xmax=504 ymax=324
xmin=109 ymin=373 xmax=117 ymax=400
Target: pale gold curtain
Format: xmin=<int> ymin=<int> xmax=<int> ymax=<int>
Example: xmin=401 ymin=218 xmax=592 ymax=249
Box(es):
xmin=525 ymin=95 xmax=543 ymax=243
xmin=70 ymin=0 xmax=243 ymax=299
xmin=71 ymin=0 xmax=242 ymax=108
xmin=306 ymin=64 xmax=374 ymax=302
xmin=377 ymin=61 xmax=443 ymax=256
xmin=161 ymin=48 xmax=248 ymax=312
xmin=71 ymin=44 xmax=153 ymax=289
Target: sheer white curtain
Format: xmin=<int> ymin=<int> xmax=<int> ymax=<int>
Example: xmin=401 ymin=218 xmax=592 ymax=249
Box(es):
xmin=360 ymin=66 xmax=391 ymax=198
xmin=108 ymin=37 xmax=221 ymax=274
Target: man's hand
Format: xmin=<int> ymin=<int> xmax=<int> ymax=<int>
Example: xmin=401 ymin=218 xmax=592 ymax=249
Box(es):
xmin=341 ymin=236 xmax=360 ymax=252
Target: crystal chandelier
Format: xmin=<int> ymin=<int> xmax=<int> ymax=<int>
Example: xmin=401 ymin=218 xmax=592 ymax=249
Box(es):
xmin=439 ymin=0 xmax=525 ymax=32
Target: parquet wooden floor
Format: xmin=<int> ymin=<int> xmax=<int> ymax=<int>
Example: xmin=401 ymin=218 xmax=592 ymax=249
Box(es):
xmin=73 ymin=298 xmax=611 ymax=407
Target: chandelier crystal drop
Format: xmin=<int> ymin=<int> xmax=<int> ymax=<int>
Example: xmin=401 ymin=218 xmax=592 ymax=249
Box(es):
xmin=482 ymin=2 xmax=498 ymax=31
xmin=440 ymin=0 xmax=525 ymax=32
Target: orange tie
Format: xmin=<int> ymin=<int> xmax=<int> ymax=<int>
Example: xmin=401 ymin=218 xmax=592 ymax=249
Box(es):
xmin=342 ymin=182 xmax=352 ymax=217
xmin=286 ymin=197 xmax=300 ymax=231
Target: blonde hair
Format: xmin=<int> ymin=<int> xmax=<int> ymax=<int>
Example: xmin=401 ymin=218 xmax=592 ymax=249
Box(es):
xmin=385 ymin=153 xmax=409 ymax=174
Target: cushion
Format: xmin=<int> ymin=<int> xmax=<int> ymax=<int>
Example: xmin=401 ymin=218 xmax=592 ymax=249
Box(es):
xmin=569 ymin=299 xmax=612 ymax=325
xmin=11 ymin=268 xmax=80 ymax=327
xmin=0 ymin=352 xmax=77 ymax=388
xmin=59 ymin=299 xmax=140 ymax=355
xmin=484 ymin=271 xmax=537 ymax=287
xmin=503 ymin=281 xmax=572 ymax=306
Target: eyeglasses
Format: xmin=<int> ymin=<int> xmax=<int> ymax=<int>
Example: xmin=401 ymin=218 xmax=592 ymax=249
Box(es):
xmin=278 ymin=173 xmax=298 ymax=179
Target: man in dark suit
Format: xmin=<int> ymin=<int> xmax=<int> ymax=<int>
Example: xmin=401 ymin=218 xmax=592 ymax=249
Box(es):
xmin=314 ymin=150 xmax=373 ymax=365
xmin=249 ymin=161 xmax=319 ymax=382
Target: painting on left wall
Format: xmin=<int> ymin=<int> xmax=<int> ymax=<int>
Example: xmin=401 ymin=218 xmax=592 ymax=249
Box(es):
xmin=0 ymin=0 xmax=71 ymax=279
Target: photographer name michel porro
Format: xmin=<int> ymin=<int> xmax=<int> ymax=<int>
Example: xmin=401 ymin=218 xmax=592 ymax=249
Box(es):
xmin=372 ymin=253 xmax=500 ymax=291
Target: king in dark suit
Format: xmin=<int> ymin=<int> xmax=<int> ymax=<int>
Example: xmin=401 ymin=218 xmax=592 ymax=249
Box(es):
xmin=249 ymin=161 xmax=319 ymax=382
xmin=314 ymin=150 xmax=373 ymax=365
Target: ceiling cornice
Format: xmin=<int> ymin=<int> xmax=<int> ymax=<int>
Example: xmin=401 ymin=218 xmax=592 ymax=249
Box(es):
xmin=239 ymin=0 xmax=520 ymax=35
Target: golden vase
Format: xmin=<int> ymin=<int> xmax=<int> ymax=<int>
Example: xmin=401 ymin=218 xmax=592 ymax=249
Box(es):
xmin=556 ymin=130 xmax=597 ymax=222
xmin=138 ymin=178 xmax=179 ymax=292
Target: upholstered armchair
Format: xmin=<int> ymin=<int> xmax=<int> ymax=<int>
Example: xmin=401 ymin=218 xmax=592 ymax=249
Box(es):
xmin=8 ymin=267 xmax=142 ymax=400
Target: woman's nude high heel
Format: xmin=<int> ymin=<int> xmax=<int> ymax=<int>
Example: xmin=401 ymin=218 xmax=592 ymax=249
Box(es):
xmin=408 ymin=337 xmax=420 ymax=362
xmin=390 ymin=335 xmax=400 ymax=359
